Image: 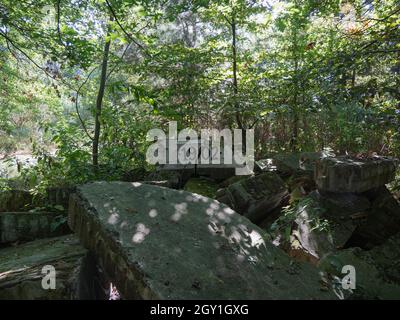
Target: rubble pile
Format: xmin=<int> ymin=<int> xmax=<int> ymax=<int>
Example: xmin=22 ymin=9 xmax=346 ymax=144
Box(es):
xmin=0 ymin=153 xmax=399 ymax=300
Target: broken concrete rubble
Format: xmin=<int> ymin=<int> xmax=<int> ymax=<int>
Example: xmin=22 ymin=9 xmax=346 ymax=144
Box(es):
xmin=319 ymin=232 xmax=400 ymax=299
xmin=158 ymin=163 xmax=237 ymax=183
xmin=276 ymin=191 xmax=363 ymax=264
xmin=196 ymin=164 xmax=237 ymax=182
xmin=273 ymin=182 xmax=400 ymax=265
xmin=272 ymin=152 xmax=325 ymax=176
xmin=1 ymin=150 xmax=398 ymax=300
xmin=69 ymin=181 xmax=337 ymax=299
xmin=348 ymin=186 xmax=400 ymax=248
xmin=269 ymin=155 xmax=400 ymax=264
xmin=0 ymin=211 xmax=70 ymax=244
xmin=0 ymin=235 xmax=87 ymax=299
xmin=216 ymin=172 xmax=289 ymax=224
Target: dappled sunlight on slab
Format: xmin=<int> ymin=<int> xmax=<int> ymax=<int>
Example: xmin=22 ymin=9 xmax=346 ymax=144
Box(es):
xmin=107 ymin=207 xmax=120 ymax=225
xmin=69 ymin=181 xmax=337 ymax=299
xmin=149 ymin=208 xmax=158 ymax=218
xmin=132 ymin=223 xmax=150 ymax=244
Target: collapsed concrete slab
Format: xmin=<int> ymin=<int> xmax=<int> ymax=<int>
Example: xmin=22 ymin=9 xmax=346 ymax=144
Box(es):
xmin=349 ymin=186 xmax=400 ymax=248
xmin=315 ymin=156 xmax=398 ymax=193
xmin=216 ymin=172 xmax=289 ymax=224
xmin=0 ymin=235 xmax=86 ymax=299
xmin=319 ymin=233 xmax=400 ymax=299
xmin=272 ymin=186 xmax=400 ymax=264
xmin=0 ymin=211 xmax=70 ymax=244
xmin=69 ymin=181 xmax=337 ymax=300
xmin=276 ymin=192 xmax=367 ymax=264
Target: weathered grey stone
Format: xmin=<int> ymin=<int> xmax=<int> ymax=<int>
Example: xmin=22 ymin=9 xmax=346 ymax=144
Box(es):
xmin=319 ymin=233 xmax=400 ymax=299
xmin=218 ymin=172 xmax=289 ymax=224
xmin=285 ymin=186 xmax=400 ymax=253
xmin=159 ymin=164 xmax=238 ymax=183
xmin=140 ymin=180 xmax=176 ymax=188
xmin=69 ymin=181 xmax=337 ymax=300
xmin=286 ymin=171 xmax=317 ymax=200
xmin=273 ymin=152 xmax=324 ymax=176
xmin=215 ymin=193 xmax=231 ymax=207
xmin=47 ymin=187 xmax=75 ymax=210
xmin=0 ymin=190 xmax=37 ymax=212
xmin=276 ymin=191 xmax=369 ymax=264
xmin=348 ymin=186 xmax=400 ymax=248
xmin=0 ymin=235 xmax=86 ymax=299
xmin=315 ymin=156 xmax=398 ymax=193
xmin=0 ymin=188 xmax=74 ymax=213
xmin=0 ymin=211 xmax=70 ymax=244
xmin=145 ymin=169 xmax=185 ymax=189
xmin=317 ymin=191 xmax=371 ymax=214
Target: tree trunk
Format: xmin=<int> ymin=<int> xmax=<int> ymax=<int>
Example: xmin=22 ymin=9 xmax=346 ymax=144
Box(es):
xmin=92 ymin=18 xmax=113 ymax=169
xmin=290 ymin=25 xmax=299 ymax=152
xmin=231 ymin=16 xmax=243 ymax=130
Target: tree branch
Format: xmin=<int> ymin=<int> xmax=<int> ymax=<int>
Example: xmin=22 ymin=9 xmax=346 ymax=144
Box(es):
xmin=105 ymin=0 xmax=151 ymax=57
xmin=57 ymin=0 xmax=64 ymax=45
xmin=0 ymin=30 xmax=75 ymax=91
xmin=75 ymin=67 xmax=98 ymax=141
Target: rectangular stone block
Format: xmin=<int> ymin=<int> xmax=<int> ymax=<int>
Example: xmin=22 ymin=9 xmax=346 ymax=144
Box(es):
xmin=315 ymin=156 xmax=398 ymax=193
xmin=0 ymin=211 xmax=69 ymax=244
xmin=219 ymin=172 xmax=289 ymax=224
xmin=0 ymin=190 xmax=35 ymax=212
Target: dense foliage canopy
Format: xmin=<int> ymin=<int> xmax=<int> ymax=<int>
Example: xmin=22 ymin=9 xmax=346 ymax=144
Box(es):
xmin=0 ymin=0 xmax=399 ymax=190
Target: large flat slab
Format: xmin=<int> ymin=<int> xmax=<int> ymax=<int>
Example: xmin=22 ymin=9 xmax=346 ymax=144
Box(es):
xmin=69 ymin=181 xmax=336 ymax=299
